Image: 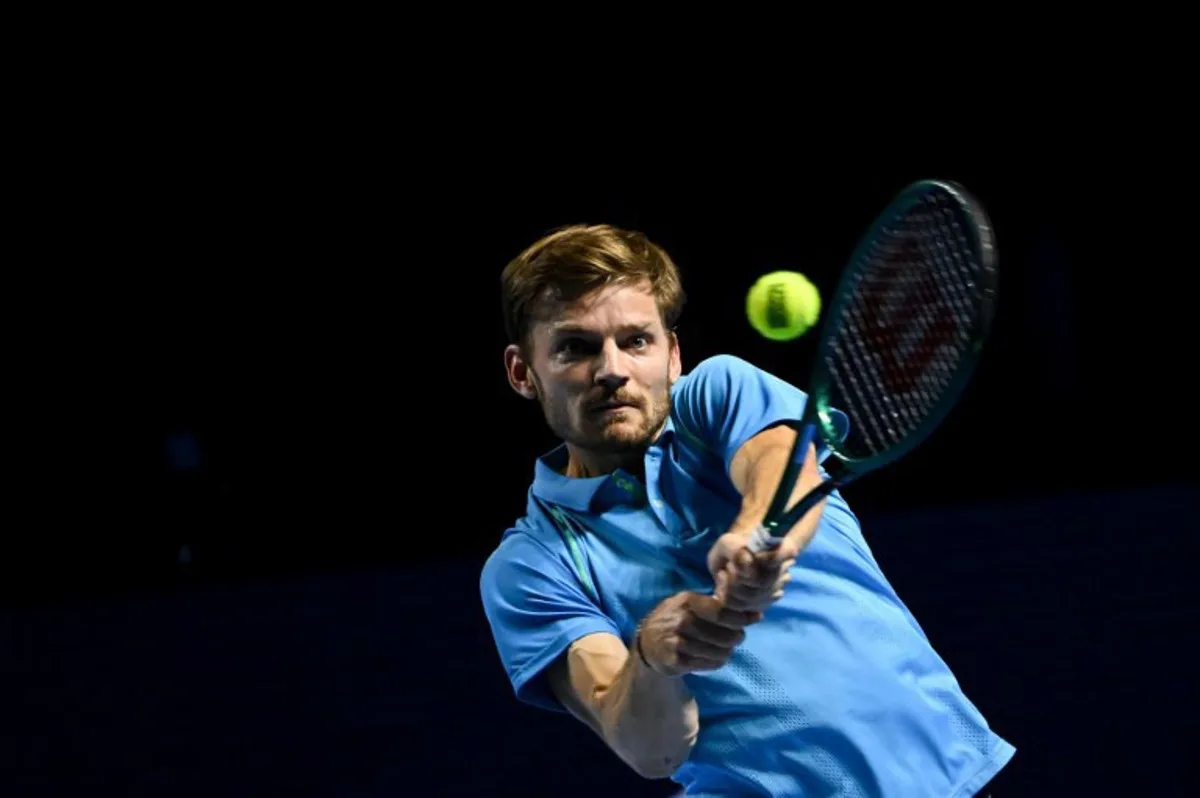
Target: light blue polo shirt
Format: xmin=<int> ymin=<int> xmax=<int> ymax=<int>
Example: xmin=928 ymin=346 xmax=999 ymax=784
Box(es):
xmin=480 ymin=354 xmax=1015 ymax=797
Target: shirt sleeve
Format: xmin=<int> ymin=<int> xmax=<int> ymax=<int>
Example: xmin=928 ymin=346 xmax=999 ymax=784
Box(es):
xmin=479 ymin=532 xmax=622 ymax=713
xmin=671 ymin=354 xmax=849 ymax=476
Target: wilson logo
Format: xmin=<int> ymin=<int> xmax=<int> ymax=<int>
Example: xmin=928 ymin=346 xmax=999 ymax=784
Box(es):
xmin=862 ymin=244 xmax=958 ymax=397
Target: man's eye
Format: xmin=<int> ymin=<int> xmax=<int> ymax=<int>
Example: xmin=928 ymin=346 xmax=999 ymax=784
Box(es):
xmin=628 ymin=335 xmax=648 ymax=349
xmin=559 ymin=339 xmax=586 ymax=355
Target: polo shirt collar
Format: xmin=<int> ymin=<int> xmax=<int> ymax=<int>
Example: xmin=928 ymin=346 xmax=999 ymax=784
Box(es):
xmin=531 ymin=419 xmax=673 ymax=513
xmin=531 ymin=445 xmax=605 ymax=512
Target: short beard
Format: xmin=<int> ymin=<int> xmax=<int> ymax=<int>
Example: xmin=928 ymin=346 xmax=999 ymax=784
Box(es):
xmin=580 ymin=392 xmax=672 ymax=454
xmin=530 ymin=368 xmax=673 ymax=455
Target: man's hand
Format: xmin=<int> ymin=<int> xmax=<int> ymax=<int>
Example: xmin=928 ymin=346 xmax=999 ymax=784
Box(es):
xmin=636 ymin=590 xmax=763 ymax=677
xmin=721 ymin=424 xmax=828 ymax=614
xmin=706 ymin=529 xmax=797 ymax=614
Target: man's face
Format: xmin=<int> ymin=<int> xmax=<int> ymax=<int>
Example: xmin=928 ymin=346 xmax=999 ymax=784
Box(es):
xmin=507 ymin=281 xmax=682 ymax=460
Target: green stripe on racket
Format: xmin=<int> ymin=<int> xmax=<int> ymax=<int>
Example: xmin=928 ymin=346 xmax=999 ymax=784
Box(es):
xmin=747 ymin=179 xmax=998 ymax=554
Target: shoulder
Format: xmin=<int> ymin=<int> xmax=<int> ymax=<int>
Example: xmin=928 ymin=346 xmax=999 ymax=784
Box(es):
xmin=478 ymin=506 xmax=623 ymax=713
xmin=674 ymin=353 xmax=800 ymax=400
xmin=480 ymin=512 xmax=563 ymax=592
xmin=479 ymin=502 xmax=602 ymax=610
xmin=672 ymin=353 xmax=806 ymax=420
xmin=676 ymin=353 xmax=762 ymax=388
xmin=672 ymin=354 xmax=761 ymax=410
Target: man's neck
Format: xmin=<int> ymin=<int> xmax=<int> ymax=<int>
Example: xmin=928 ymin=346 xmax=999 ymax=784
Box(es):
xmin=562 ymin=445 xmax=645 ymax=481
xmin=561 ymin=418 xmax=673 ymax=480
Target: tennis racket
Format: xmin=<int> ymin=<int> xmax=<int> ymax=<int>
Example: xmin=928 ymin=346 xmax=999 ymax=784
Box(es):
xmin=747 ymin=179 xmax=998 ymax=554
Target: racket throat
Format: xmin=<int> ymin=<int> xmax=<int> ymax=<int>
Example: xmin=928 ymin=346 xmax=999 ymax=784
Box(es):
xmin=762 ymin=422 xmax=818 ymax=522
xmin=769 ymin=477 xmax=842 ymax=535
xmin=748 ymin=480 xmax=841 ymax=553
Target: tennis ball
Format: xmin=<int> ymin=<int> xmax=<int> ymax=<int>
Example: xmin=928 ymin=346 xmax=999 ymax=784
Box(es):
xmin=745 ymin=271 xmax=821 ymax=341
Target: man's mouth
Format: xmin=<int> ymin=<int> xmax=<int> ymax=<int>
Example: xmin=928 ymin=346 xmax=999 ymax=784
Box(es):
xmin=590 ymin=400 xmax=637 ymax=414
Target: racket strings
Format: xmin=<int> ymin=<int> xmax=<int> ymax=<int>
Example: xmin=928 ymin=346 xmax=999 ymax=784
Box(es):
xmin=825 ymin=194 xmax=987 ymax=460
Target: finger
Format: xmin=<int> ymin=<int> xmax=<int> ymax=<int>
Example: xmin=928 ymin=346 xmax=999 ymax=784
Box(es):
xmin=707 ymin=552 xmax=730 ymax=584
xmin=677 ymin=635 xmax=737 ymax=662
xmin=731 ymin=547 xmax=753 ymax=567
xmin=778 ymin=537 xmax=804 ymax=562
xmin=754 ymin=554 xmax=794 ymax=570
xmin=750 ymin=549 xmax=783 ymax=570
xmin=731 ymin=571 xmax=783 ymax=599
xmin=729 ymin=565 xmax=789 ymax=600
xmin=772 ymin=570 xmax=793 ymax=594
xmin=751 ymin=551 xmax=794 ymax=576
xmin=731 ymin=564 xmax=774 ymax=590
xmin=682 ymin=616 xmax=746 ymax=648
xmin=714 ymin=605 xmax=764 ymax=629
xmin=692 ymin=594 xmax=763 ymax=629
xmin=724 ymin=594 xmax=777 ymax=614
xmin=713 ymin=570 xmax=728 ymax=603
xmin=722 ymin=566 xmax=794 ymax=611
xmin=675 ymin=652 xmax=727 ymax=672
xmin=721 ymin=595 xmax=763 ymax=613
xmin=723 ymin=581 xmax=769 ymax=612
xmin=729 ymin=548 xmax=757 ymax=580
xmin=739 ymin=552 xmax=790 ymax=588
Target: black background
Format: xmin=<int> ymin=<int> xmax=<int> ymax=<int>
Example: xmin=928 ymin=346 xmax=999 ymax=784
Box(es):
xmin=4 ymin=101 xmax=1195 ymax=795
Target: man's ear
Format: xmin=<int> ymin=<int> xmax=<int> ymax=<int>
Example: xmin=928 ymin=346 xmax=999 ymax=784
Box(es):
xmin=504 ymin=344 xmax=538 ymax=400
xmin=668 ymin=330 xmax=682 ymax=384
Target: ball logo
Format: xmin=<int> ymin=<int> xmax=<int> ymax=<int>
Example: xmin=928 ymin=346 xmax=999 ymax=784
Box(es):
xmin=766 ymin=282 xmax=792 ymax=329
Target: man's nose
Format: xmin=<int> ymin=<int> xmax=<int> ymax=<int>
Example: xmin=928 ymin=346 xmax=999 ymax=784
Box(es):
xmin=595 ymin=340 xmax=629 ymax=392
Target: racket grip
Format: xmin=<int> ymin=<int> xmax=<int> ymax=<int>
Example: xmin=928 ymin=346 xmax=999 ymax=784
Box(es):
xmin=746 ymin=524 xmax=781 ymax=554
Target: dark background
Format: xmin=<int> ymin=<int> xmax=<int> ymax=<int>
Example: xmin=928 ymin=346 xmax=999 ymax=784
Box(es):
xmin=4 ymin=119 xmax=1195 ymax=796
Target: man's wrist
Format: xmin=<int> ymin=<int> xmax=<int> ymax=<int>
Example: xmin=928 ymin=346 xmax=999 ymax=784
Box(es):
xmin=727 ymin=517 xmax=764 ymax=541
xmin=634 ymin=624 xmax=667 ymax=676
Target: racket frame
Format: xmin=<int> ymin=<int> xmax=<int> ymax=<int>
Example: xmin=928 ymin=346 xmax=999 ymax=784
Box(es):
xmin=748 ymin=179 xmax=998 ymax=553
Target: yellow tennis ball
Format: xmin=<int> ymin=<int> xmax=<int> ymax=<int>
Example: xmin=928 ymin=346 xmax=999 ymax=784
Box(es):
xmin=746 ymin=271 xmax=821 ymax=341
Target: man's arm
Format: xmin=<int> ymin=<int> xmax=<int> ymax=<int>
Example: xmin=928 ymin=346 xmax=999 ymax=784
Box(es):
xmin=668 ymin=355 xmax=845 ymax=604
xmin=546 ymin=632 xmax=699 ymax=779
xmin=728 ymin=422 xmax=826 ymax=555
xmin=706 ymin=423 xmax=827 ymax=609
xmin=670 ymin=355 xmax=847 ymax=537
xmin=544 ymin=591 xmax=759 ymax=779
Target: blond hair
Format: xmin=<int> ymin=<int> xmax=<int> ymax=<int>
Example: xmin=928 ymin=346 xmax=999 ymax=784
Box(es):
xmin=500 ymin=223 xmax=686 ymax=350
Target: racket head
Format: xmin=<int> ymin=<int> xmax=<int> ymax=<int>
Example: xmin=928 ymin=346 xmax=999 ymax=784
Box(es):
xmin=807 ymin=179 xmax=997 ymax=475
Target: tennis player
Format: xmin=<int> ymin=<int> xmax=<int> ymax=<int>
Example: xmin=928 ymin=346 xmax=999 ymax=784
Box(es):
xmin=479 ymin=224 xmax=1015 ymax=796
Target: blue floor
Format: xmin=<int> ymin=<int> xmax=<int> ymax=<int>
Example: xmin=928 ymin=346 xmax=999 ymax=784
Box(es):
xmin=2 ymin=482 xmax=1194 ymax=796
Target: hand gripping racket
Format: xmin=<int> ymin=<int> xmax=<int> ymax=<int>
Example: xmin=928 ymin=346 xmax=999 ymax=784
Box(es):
xmin=747 ymin=179 xmax=998 ymax=554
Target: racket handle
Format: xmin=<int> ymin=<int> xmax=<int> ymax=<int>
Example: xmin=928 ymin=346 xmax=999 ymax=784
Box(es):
xmin=746 ymin=478 xmax=843 ymax=554
xmin=746 ymin=524 xmax=781 ymax=554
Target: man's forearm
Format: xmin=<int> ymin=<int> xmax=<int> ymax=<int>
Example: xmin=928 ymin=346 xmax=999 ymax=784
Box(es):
xmin=592 ymin=635 xmax=699 ymax=779
xmin=730 ymin=425 xmax=825 ymax=544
